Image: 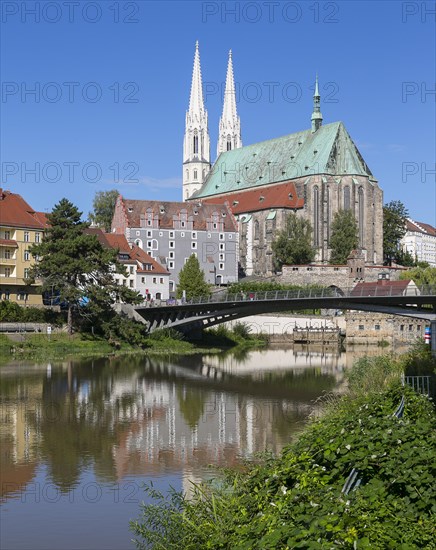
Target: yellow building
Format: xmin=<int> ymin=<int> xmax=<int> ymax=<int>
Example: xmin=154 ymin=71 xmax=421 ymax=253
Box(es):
xmin=0 ymin=189 xmax=47 ymax=305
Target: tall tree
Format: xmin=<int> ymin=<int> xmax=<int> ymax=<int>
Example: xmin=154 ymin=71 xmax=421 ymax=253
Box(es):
xmin=272 ymin=213 xmax=315 ymax=269
xmin=329 ymin=210 xmax=359 ymax=265
xmin=399 ymin=266 xmax=436 ymax=287
xmin=29 ymin=198 xmax=140 ymax=334
xmin=89 ymin=189 xmax=119 ymax=232
xmin=176 ymin=254 xmax=211 ymax=300
xmin=383 ymin=200 xmax=409 ymax=265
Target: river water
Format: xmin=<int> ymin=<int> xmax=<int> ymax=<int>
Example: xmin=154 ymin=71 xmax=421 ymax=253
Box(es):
xmin=0 ymin=346 xmax=379 ymax=550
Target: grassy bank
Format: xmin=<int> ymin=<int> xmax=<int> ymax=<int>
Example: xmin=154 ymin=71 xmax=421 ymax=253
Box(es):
xmin=0 ymin=322 xmax=264 ymax=361
xmin=130 ymin=352 xmax=436 ymax=549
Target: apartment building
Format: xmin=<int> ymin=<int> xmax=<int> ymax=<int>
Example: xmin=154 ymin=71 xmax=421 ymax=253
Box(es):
xmin=111 ymin=197 xmax=239 ymax=294
xmin=0 ymin=189 xmax=47 ymax=305
xmin=401 ymin=219 xmax=436 ymax=267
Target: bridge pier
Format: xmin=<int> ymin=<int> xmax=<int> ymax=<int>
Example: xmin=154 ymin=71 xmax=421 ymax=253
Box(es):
xmin=431 ymin=320 xmax=436 ymax=358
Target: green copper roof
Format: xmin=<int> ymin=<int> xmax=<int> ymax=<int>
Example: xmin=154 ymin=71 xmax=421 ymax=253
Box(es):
xmin=193 ymin=122 xmax=375 ymax=199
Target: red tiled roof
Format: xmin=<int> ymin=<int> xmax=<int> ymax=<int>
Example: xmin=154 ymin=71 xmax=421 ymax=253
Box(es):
xmin=85 ymin=228 xmax=169 ymax=275
xmin=351 ymin=280 xmax=414 ymax=296
xmin=0 ymin=239 xmax=18 ymax=247
xmin=118 ymin=198 xmax=238 ymax=232
xmin=201 ymin=181 xmax=304 ymax=214
xmin=0 ymin=189 xmax=47 ymax=229
xmin=406 ymin=219 xmax=436 ymax=236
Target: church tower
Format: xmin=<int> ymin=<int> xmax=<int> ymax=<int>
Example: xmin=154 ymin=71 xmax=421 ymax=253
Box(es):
xmin=217 ymin=50 xmax=242 ymax=156
xmin=311 ymin=74 xmax=323 ymax=133
xmin=183 ymin=41 xmax=211 ymax=201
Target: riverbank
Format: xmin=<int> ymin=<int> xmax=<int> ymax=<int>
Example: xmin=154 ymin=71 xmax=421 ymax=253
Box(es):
xmin=0 ymin=324 xmax=267 ymax=361
xmin=130 ymin=350 xmax=436 ymax=549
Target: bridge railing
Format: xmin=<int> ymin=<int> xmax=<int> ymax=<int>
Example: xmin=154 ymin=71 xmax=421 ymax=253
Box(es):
xmin=184 ymin=285 xmax=436 ymax=306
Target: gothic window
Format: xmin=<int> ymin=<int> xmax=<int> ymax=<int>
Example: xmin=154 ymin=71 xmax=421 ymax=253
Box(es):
xmin=193 ymin=131 xmax=198 ymax=154
xmin=358 ymin=187 xmax=364 ymax=247
xmin=254 ymin=220 xmax=260 ymax=240
xmin=343 ymin=186 xmax=350 ymax=210
xmin=227 ymin=135 xmax=232 ymax=151
xmin=326 ymin=186 xmax=330 ymax=244
xmin=193 ymin=169 xmax=198 ymax=180
xmin=313 ymin=186 xmax=319 ymax=247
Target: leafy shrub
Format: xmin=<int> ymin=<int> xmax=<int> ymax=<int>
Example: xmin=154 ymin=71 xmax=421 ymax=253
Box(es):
xmin=231 ymin=322 xmax=252 ymax=339
xmin=148 ymin=328 xmax=185 ymax=341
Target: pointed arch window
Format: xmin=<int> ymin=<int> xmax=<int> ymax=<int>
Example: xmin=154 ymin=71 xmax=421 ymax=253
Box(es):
xmin=313 ymin=186 xmax=319 ymax=247
xmin=358 ymin=187 xmax=364 ymax=247
xmin=254 ymin=219 xmax=260 ymax=240
xmin=343 ymin=186 xmax=350 ymax=210
xmin=193 ymin=169 xmax=198 ymax=180
xmin=226 ymin=135 xmax=232 ymax=151
xmin=193 ymin=130 xmax=199 ymax=154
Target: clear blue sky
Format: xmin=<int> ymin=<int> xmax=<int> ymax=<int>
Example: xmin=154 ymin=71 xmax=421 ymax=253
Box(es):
xmin=1 ymin=0 xmax=435 ymax=223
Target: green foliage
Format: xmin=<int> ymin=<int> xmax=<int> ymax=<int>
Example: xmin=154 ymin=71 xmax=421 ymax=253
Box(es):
xmin=229 ymin=281 xmax=327 ymax=294
xmin=400 ymin=265 xmax=436 ymax=287
xmin=29 ymin=198 xmax=141 ymax=334
xmin=131 ymin=380 xmax=436 ymax=549
xmin=88 ymin=189 xmax=119 ymax=232
xmin=272 ymin=213 xmax=315 ymax=269
xmin=0 ymin=301 xmax=63 ymax=324
xmin=231 ymin=322 xmax=252 ymax=339
xmin=176 ymin=254 xmax=211 ymax=300
xmin=383 ymin=200 xmax=409 ymax=264
xmin=395 ymin=248 xmax=417 ymax=267
xmin=346 ymin=354 xmax=404 ymax=395
xmin=329 ymin=209 xmax=359 ymax=265
xmin=148 ymin=328 xmax=185 ymax=341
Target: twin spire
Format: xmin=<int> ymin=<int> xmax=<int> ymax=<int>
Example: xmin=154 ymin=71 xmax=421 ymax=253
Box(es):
xmin=217 ymin=50 xmax=242 ymax=155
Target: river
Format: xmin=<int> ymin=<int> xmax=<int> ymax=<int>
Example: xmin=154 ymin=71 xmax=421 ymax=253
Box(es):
xmin=0 ymin=345 xmax=382 ymax=550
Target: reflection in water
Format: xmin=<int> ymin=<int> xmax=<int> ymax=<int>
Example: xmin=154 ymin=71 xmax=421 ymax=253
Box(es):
xmin=0 ymin=347 xmax=370 ymax=549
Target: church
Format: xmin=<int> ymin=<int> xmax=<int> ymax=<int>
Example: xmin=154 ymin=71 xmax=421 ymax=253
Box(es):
xmin=183 ymin=43 xmax=383 ymax=277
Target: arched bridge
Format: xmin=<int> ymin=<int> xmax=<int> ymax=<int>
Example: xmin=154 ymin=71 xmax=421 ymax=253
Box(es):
xmin=134 ymin=286 xmax=436 ymax=334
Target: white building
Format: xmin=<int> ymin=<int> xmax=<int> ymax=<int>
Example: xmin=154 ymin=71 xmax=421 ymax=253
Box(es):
xmin=88 ymin=229 xmax=170 ymax=301
xmin=402 ymin=219 xmax=436 ymax=267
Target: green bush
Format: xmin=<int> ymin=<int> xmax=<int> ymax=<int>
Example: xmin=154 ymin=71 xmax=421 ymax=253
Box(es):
xmin=131 ymin=383 xmax=436 ymax=549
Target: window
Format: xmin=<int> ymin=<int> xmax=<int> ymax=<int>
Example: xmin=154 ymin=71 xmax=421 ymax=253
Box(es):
xmin=313 ymin=186 xmax=319 ymax=247
xmin=147 ymin=241 xmax=152 ymax=248
xmin=122 ymin=280 xmax=126 ymax=286
xmin=192 ymin=242 xmax=197 ymax=249
xmin=193 ymin=170 xmax=198 ymax=180
xmin=207 ymin=232 xmax=211 ymax=238
xmin=5 ymin=268 xmax=11 ymax=277
xmin=358 ymin=325 xmax=365 ymax=330
xmin=193 ymin=132 xmax=198 ymax=154
xmin=129 ymin=280 xmax=134 ymax=288
xmin=159 ymin=231 xmax=163 ymax=237
xmin=147 ymin=230 xmax=152 ymax=237
xmin=254 ymin=220 xmax=259 ymax=240
xmin=358 ymin=187 xmax=364 ymax=247
xmin=129 ymin=266 xmax=134 ymax=274
xmin=343 ymin=186 xmax=350 ymax=210
xmin=227 ymin=135 xmax=232 ymax=151
xmin=24 ymin=250 xmax=30 ymax=261
xmin=400 ymin=325 xmax=404 ymax=331
xmin=35 ymin=232 xmax=41 ymax=243
xmin=168 ymin=261 xmax=174 ymax=269
xmin=219 ymin=253 xmax=224 ymax=261
xmin=4 ymin=250 xmax=11 ymax=259
xmin=141 ymin=277 xmax=145 ymax=283
xmin=4 ymin=290 xmax=10 ymax=300
xmin=409 ymin=324 xmax=413 ymax=331
xmin=229 ymin=234 xmax=232 ymax=239
xmin=192 ymin=231 xmax=197 ymax=239
xmin=219 ymin=263 xmax=224 ymax=270
xmin=136 ymin=231 xmax=140 ymax=236
xmin=153 ymin=277 xmax=157 ymax=284
xmin=375 ymin=324 xmax=380 ymax=330
xmin=169 ymin=241 xmax=175 ymax=249
xmin=4 ymin=231 xmax=10 ymax=240
xmin=169 ymin=251 xmax=175 ymax=259
xmin=24 ymin=268 xmax=29 ymax=278
xmin=181 ymin=231 xmax=185 ymax=237
xmin=24 ymin=231 xmax=29 ymax=242
xmin=219 ymin=233 xmax=225 ymax=241
xmin=169 ymin=231 xmax=174 ymax=238
xmin=219 ymin=243 xmax=225 ymax=251
xmin=160 ymin=278 xmax=164 ymax=284
xmin=417 ymin=325 xmax=421 ymax=331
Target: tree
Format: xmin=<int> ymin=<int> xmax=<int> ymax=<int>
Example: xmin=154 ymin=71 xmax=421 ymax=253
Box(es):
xmin=176 ymin=254 xmax=211 ymax=300
xmin=399 ymin=266 xmax=436 ymax=287
xmin=272 ymin=213 xmax=315 ymax=269
xmin=89 ymin=189 xmax=119 ymax=232
xmin=395 ymin=248 xmax=416 ymax=267
xmin=29 ymin=198 xmax=140 ymax=334
xmin=329 ymin=210 xmax=359 ymax=265
xmin=383 ymin=200 xmax=409 ymax=265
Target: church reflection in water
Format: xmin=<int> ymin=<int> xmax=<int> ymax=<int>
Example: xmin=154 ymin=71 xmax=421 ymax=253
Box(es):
xmin=1 ymin=347 xmax=355 ymax=499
